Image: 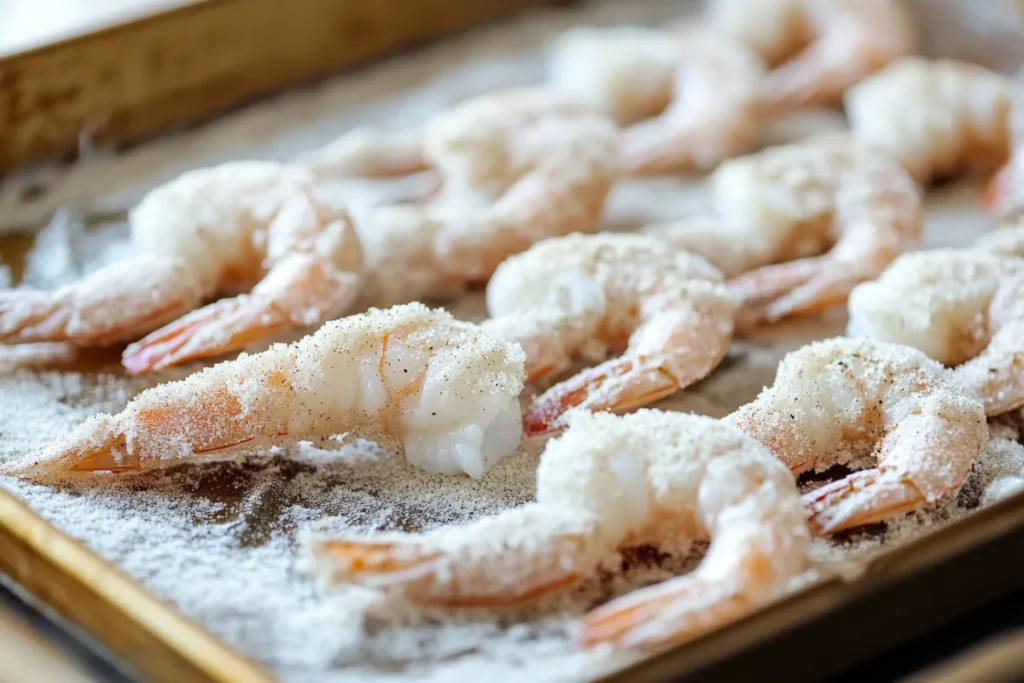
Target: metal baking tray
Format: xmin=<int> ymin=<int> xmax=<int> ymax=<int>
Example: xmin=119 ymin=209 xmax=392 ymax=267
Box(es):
xmin=2 ymin=1 xmax=1024 ymax=682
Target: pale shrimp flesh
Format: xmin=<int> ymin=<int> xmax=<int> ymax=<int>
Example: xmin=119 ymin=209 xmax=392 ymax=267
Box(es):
xmin=726 ymin=337 xmax=988 ymax=534
xmin=976 ymin=225 xmax=1024 ymax=260
xmin=0 ymin=303 xmax=527 ymax=481
xmin=298 ymin=88 xmax=620 ymax=305
xmin=0 ymin=162 xmax=365 ymax=374
xmin=846 ymin=57 xmax=1024 ymax=184
xmin=847 ymin=249 xmax=1024 ymax=416
xmin=718 ymin=136 xmax=923 ymax=325
xmin=480 ymin=232 xmax=739 ymax=436
xmin=309 ymin=409 xmax=811 ymax=650
xmin=707 ymin=0 xmax=916 ymax=112
xmin=546 ymin=23 xmax=764 ymax=174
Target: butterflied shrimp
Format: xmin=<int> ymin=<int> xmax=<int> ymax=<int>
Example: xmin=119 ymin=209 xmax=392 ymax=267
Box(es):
xmin=719 ymin=136 xmax=923 ymax=325
xmin=707 ymin=0 xmax=915 ymax=112
xmin=0 ymin=162 xmax=365 ymax=374
xmin=847 ymin=249 xmax=1024 ymax=417
xmin=298 ymin=89 xmax=620 ymax=305
xmin=0 ymin=303 xmax=527 ymax=482
xmin=479 ymin=232 xmax=738 ymax=435
xmin=726 ymin=338 xmax=987 ymax=534
xmin=546 ymin=23 xmax=764 ymax=174
xmin=847 ymin=58 xmax=1023 ymax=184
xmin=310 ymin=409 xmax=811 ymax=650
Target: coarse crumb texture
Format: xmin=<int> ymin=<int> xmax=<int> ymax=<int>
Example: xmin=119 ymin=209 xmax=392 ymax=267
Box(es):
xmin=0 ymin=0 xmax=1021 ymax=681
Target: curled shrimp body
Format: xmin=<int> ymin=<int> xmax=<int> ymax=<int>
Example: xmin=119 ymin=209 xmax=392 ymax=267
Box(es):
xmin=712 ymin=136 xmax=923 ymax=325
xmin=546 ymin=23 xmax=764 ymax=174
xmin=846 ymin=58 xmax=1024 ymax=184
xmin=707 ymin=0 xmax=915 ymax=112
xmin=0 ymin=162 xmax=365 ymax=374
xmin=310 ymin=409 xmax=811 ymax=650
xmin=480 ymin=232 xmax=739 ymax=435
xmin=847 ymin=249 xmax=1024 ymax=417
xmin=301 ymin=89 xmax=620 ymax=305
xmin=0 ymin=303 xmax=527 ymax=481
xmin=726 ymin=338 xmax=988 ymax=534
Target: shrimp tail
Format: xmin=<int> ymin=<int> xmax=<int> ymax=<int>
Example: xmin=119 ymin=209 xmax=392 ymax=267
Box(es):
xmin=0 ymin=257 xmax=204 ymax=346
xmin=524 ymin=355 xmax=689 ymax=436
xmin=298 ymin=127 xmax=427 ymax=179
xmin=579 ymin=573 xmax=748 ymax=649
xmin=0 ymin=414 xmax=138 ymax=482
xmin=803 ymin=468 xmax=925 ymax=534
xmin=309 ymin=505 xmax=603 ymax=606
xmin=122 ymin=254 xmax=362 ymax=374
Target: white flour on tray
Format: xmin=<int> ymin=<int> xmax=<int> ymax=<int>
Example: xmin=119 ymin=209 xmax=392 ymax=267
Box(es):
xmin=0 ymin=0 xmax=1020 ymax=681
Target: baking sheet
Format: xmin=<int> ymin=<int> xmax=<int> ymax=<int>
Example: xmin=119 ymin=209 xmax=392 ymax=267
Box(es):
xmin=0 ymin=1 xmax=1021 ymax=682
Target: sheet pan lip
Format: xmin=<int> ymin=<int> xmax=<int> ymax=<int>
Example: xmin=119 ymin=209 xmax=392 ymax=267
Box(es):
xmin=595 ymin=491 xmax=1024 ymax=683
xmin=0 ymin=485 xmax=274 ymax=683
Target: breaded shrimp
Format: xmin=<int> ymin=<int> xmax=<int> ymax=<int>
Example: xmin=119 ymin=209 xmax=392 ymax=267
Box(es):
xmin=479 ymin=232 xmax=739 ymax=435
xmin=546 ymin=23 xmax=765 ymax=174
xmin=707 ymin=0 xmax=916 ymax=112
xmin=0 ymin=162 xmax=365 ymax=374
xmin=309 ymin=410 xmax=811 ymax=651
xmin=0 ymin=303 xmax=527 ymax=481
xmin=300 ymin=88 xmax=620 ymax=305
xmin=847 ymin=58 xmax=1024 ymax=184
xmin=716 ymin=136 xmax=923 ymax=325
xmin=847 ymin=249 xmax=1024 ymax=416
xmin=726 ymin=338 xmax=988 ymax=534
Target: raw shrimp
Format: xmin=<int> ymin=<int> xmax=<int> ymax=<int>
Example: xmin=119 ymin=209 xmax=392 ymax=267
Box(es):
xmin=480 ymin=232 xmax=738 ymax=435
xmin=715 ymin=136 xmax=923 ymax=325
xmin=300 ymin=89 xmax=620 ymax=305
xmin=707 ymin=0 xmax=916 ymax=112
xmin=0 ymin=162 xmax=365 ymax=374
xmin=977 ymin=225 xmax=1024 ymax=259
xmin=726 ymin=338 xmax=988 ymax=534
xmin=546 ymin=23 xmax=764 ymax=174
xmin=310 ymin=409 xmax=811 ymax=650
xmin=0 ymin=303 xmax=527 ymax=481
xmin=846 ymin=58 xmax=1024 ymax=184
xmin=847 ymin=249 xmax=1024 ymax=416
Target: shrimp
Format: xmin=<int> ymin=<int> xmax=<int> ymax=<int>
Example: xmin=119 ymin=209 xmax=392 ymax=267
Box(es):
xmin=298 ymin=89 xmax=620 ymax=306
xmin=716 ymin=136 xmax=923 ymax=325
xmin=309 ymin=409 xmax=811 ymax=650
xmin=977 ymin=225 xmax=1024 ymax=260
xmin=847 ymin=249 xmax=1024 ymax=417
xmin=846 ymin=58 xmax=1024 ymax=184
xmin=707 ymin=0 xmax=916 ymax=112
xmin=726 ymin=337 xmax=988 ymax=534
xmin=479 ymin=232 xmax=739 ymax=436
xmin=0 ymin=303 xmax=527 ymax=482
xmin=0 ymin=162 xmax=365 ymax=374
xmin=546 ymin=23 xmax=764 ymax=174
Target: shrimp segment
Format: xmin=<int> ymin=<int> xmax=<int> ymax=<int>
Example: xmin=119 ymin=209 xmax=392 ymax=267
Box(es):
xmin=846 ymin=58 xmax=1023 ymax=183
xmin=301 ymin=89 xmax=620 ymax=306
xmin=479 ymin=233 xmax=738 ymax=435
xmin=310 ymin=410 xmax=811 ymax=651
xmin=722 ymin=136 xmax=923 ymax=325
xmin=0 ymin=162 xmax=365 ymax=374
xmin=1 ymin=303 xmax=527 ymax=481
xmin=546 ymin=23 xmax=764 ymax=174
xmin=848 ymin=249 xmax=1024 ymax=416
xmin=727 ymin=338 xmax=987 ymax=534
xmin=708 ymin=0 xmax=915 ymax=112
